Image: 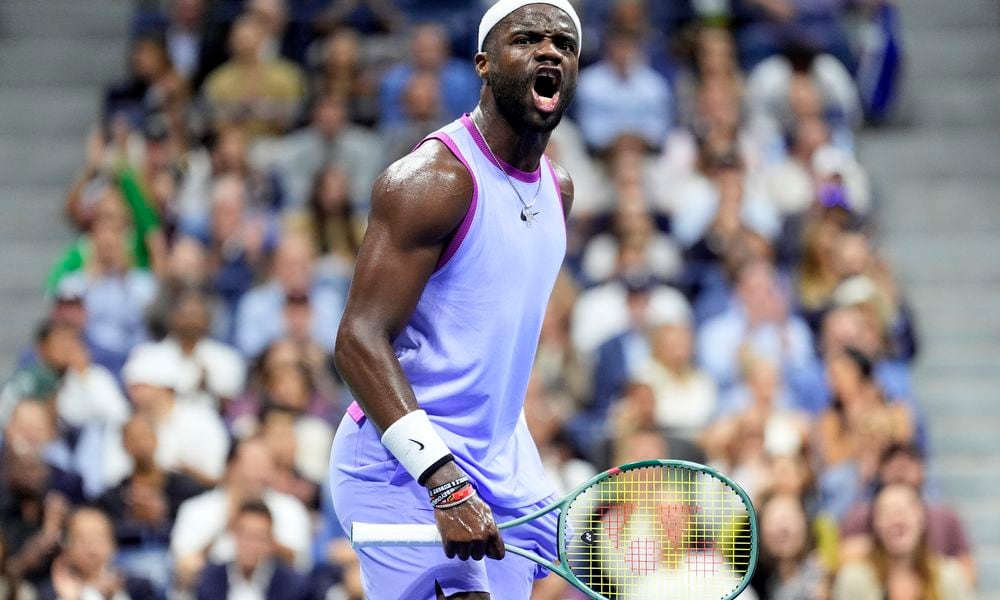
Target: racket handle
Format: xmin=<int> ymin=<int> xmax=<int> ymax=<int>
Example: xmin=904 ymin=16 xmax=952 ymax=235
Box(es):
xmin=351 ymin=523 xmax=442 ymax=547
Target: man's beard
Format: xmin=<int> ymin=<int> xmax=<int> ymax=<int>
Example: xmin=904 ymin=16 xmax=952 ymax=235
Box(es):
xmin=488 ymin=66 xmax=575 ymax=133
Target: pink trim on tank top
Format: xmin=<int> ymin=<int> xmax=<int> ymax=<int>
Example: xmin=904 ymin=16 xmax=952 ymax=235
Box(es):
xmin=459 ymin=114 xmax=541 ymax=183
xmin=414 ymin=132 xmax=479 ymax=273
xmin=346 ymin=401 xmax=365 ymax=425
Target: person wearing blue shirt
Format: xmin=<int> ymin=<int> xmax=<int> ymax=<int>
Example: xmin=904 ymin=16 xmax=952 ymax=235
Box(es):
xmin=575 ymin=28 xmax=673 ymax=153
xmin=378 ymin=24 xmax=481 ymax=128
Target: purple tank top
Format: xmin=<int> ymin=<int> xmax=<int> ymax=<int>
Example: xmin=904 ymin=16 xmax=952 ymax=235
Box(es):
xmin=394 ymin=115 xmax=565 ymax=507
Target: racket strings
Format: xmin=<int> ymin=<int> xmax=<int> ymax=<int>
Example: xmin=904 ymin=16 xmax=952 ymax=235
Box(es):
xmin=563 ymin=465 xmax=753 ymax=599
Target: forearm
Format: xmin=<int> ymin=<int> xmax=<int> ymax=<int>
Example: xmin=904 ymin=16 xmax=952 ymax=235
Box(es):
xmin=334 ymin=323 xmax=420 ymax=431
xmin=335 ymin=324 xmax=461 ymax=489
xmin=6 ymin=531 xmax=59 ymax=577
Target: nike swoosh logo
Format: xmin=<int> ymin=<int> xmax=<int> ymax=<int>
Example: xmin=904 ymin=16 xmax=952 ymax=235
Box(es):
xmin=409 ymin=439 xmax=425 ymax=451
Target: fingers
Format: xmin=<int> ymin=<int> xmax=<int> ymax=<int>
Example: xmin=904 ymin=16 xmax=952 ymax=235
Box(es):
xmin=469 ymin=539 xmax=486 ymax=562
xmin=486 ymin=528 xmax=505 ymax=560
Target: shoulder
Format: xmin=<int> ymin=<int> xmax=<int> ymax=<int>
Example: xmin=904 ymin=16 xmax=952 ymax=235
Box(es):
xmin=264 ymin=489 xmax=309 ymax=519
xmin=370 ymin=139 xmax=474 ymax=244
xmin=545 ymin=156 xmax=574 ymax=218
xmin=177 ymin=488 xmax=225 ymax=516
xmin=936 ymin=558 xmax=973 ymax=595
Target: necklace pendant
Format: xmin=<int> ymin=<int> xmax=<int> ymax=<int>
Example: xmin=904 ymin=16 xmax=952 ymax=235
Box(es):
xmin=521 ymin=207 xmax=539 ymax=226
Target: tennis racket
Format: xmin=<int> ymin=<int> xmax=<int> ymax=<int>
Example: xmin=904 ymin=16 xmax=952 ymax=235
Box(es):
xmin=352 ymin=459 xmax=758 ymax=600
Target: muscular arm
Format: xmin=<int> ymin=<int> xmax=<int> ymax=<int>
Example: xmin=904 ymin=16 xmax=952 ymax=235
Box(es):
xmin=334 ymin=140 xmax=506 ymax=563
xmin=333 ymin=140 xmax=472 ymax=431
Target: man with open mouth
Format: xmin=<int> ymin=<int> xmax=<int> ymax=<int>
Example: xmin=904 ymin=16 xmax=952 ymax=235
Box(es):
xmin=329 ymin=0 xmax=581 ymax=598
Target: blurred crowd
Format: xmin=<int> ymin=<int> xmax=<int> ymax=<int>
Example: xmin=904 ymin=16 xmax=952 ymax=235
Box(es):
xmin=0 ymin=0 xmax=977 ymax=599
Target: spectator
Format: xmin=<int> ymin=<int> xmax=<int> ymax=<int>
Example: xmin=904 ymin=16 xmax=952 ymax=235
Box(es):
xmin=820 ymin=307 xmax=913 ymax=406
xmin=170 ymin=438 xmax=312 ymax=590
xmin=0 ymin=446 xmax=77 ymax=585
xmin=242 ymin=362 xmax=335 ymax=486
xmin=830 ymin=234 xmax=919 ymax=363
xmin=104 ymin=36 xmax=189 ymax=132
xmin=657 ymin=78 xmax=761 ymax=197
xmin=751 ymin=492 xmax=827 ymax=599
xmin=196 ymin=501 xmax=311 ymax=600
xmin=794 ymin=218 xmax=841 ymax=330
xmin=265 ymin=94 xmax=382 ymax=210
xmin=204 ymin=13 xmax=306 ymax=137
xmin=311 ymin=29 xmax=381 ymax=128
xmin=97 ymin=415 xmax=206 ymax=590
xmin=234 ymin=233 xmax=346 ymax=358
xmin=378 ymin=24 xmax=480 ymax=127
xmin=0 ymin=320 xmax=128 ymax=429
xmin=116 ymin=344 xmax=230 ymax=486
xmin=228 ymin=337 xmax=342 ymax=435
xmin=816 ymin=347 xmax=913 ymax=519
xmin=610 ymin=396 xmax=707 ymax=466
xmin=635 ymin=313 xmax=718 ymax=439
xmin=832 ymin=483 xmax=975 ymax=600
xmin=257 ymin=407 xmax=319 ymax=508
xmin=178 ymin=125 xmax=285 ymax=223
xmin=672 ymin=152 xmax=781 ymax=261
xmin=52 ymin=176 xmax=163 ymax=294
xmin=56 ymin=214 xmax=159 ymax=374
xmin=575 ymin=28 xmax=673 ymax=154
xmin=577 ymin=187 xmax=682 ymax=286
xmin=147 ymin=285 xmax=246 ymax=410
xmin=745 ymin=39 xmax=862 ymax=136
xmin=35 ymin=507 xmax=156 ymax=600
xmin=137 ymin=0 xmax=207 ymax=82
xmin=697 ymin=259 xmax=825 ymax=408
xmin=381 ymin=70 xmax=448 ymax=162
xmin=284 ymin=165 xmax=366 ymax=276
xmin=671 ymin=27 xmax=745 ymax=128
xmin=840 ymin=443 xmax=975 ymax=583
xmin=762 ymin=116 xmax=871 ymax=218
xmin=1 ymin=403 xmax=104 ymax=500
xmin=202 ymin=175 xmax=274 ymax=335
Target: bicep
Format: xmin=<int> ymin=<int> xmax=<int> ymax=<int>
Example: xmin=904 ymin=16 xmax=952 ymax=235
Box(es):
xmin=340 ymin=149 xmax=471 ymax=340
xmin=342 ymin=217 xmax=443 ymax=339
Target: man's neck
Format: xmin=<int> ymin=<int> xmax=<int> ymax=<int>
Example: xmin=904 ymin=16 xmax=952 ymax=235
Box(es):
xmin=471 ymin=103 xmax=551 ymax=174
xmin=177 ymin=336 xmax=198 ymax=354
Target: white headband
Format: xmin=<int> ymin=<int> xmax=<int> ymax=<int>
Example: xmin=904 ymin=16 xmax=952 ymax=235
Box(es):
xmin=478 ymin=0 xmax=582 ymax=56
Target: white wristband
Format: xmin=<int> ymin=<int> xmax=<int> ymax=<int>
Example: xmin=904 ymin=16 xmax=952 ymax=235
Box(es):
xmin=380 ymin=410 xmax=452 ymax=484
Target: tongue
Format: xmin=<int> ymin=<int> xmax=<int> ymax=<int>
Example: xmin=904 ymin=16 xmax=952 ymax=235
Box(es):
xmin=532 ymin=90 xmax=560 ymax=114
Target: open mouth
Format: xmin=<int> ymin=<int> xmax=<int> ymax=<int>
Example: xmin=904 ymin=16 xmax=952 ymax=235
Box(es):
xmin=532 ymin=67 xmax=562 ymax=114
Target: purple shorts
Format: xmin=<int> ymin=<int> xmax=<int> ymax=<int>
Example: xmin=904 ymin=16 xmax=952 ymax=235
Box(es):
xmin=329 ymin=414 xmax=559 ymax=599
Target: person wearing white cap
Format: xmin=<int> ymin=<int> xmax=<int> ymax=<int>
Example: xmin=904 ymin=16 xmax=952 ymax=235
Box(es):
xmin=118 ymin=344 xmax=231 ymax=486
xmin=329 ymin=1 xmax=581 ymax=598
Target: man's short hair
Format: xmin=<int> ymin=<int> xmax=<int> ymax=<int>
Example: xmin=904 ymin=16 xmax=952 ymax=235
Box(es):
xmin=237 ymin=499 xmax=273 ymax=524
xmin=879 ymin=441 xmax=923 ymax=468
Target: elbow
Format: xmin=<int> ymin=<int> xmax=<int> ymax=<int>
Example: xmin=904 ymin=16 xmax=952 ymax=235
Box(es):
xmin=333 ymin=321 xmax=369 ymax=382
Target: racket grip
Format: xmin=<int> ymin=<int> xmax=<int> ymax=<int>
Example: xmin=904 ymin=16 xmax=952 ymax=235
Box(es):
xmin=351 ymin=523 xmax=442 ymax=547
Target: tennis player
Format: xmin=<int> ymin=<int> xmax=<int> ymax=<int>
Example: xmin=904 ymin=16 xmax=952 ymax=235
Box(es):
xmin=329 ymin=1 xmax=580 ymax=598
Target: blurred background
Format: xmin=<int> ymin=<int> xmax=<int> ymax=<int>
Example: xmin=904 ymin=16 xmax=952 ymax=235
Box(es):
xmin=0 ymin=0 xmax=998 ymax=599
